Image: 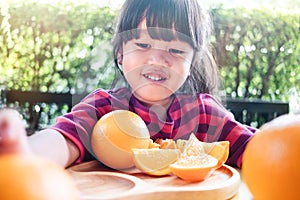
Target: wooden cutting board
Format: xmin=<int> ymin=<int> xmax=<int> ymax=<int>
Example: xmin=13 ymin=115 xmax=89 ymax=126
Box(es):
xmin=68 ymin=160 xmax=240 ymax=200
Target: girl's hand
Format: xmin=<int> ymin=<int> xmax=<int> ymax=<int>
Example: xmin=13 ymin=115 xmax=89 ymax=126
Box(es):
xmin=0 ymin=108 xmax=31 ymax=155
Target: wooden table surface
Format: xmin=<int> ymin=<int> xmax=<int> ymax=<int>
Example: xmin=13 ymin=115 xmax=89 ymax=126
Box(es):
xmin=68 ymin=160 xmax=254 ymax=200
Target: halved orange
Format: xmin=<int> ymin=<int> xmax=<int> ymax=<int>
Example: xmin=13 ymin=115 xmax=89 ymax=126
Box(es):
xmin=132 ymin=148 xmax=181 ymax=176
xmin=169 ymin=134 xmax=229 ymax=182
xmin=169 ymin=154 xmax=218 ymax=182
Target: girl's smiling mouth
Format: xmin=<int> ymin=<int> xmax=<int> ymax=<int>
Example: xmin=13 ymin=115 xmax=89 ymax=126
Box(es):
xmin=143 ymin=74 xmax=167 ymax=81
xmin=142 ymin=71 xmax=168 ymax=82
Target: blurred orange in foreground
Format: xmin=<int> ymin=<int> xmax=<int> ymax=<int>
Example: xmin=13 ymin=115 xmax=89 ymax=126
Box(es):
xmin=170 ymin=134 xmax=229 ymax=182
xmin=0 ymin=155 xmax=80 ymax=200
xmin=91 ymin=110 xmax=151 ymax=169
xmin=0 ymin=108 xmax=80 ymax=200
xmin=242 ymin=114 xmax=300 ymax=200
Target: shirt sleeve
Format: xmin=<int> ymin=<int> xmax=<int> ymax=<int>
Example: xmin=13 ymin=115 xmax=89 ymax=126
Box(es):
xmin=50 ymin=89 xmax=113 ymax=164
xmin=198 ymin=94 xmax=257 ymax=168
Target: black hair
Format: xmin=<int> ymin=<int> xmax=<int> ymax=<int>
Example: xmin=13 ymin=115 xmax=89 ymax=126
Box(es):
xmin=112 ymin=0 xmax=220 ymax=96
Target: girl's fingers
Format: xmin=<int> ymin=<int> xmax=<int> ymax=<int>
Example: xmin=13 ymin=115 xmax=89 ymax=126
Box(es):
xmin=0 ymin=108 xmax=30 ymax=154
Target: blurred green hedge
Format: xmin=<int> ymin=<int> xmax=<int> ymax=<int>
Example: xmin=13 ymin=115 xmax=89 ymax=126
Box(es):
xmin=0 ymin=1 xmax=299 ymax=101
xmin=212 ymin=6 xmax=299 ymax=101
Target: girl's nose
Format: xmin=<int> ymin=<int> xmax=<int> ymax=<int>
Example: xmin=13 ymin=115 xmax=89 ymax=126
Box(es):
xmin=145 ymin=48 xmax=171 ymax=67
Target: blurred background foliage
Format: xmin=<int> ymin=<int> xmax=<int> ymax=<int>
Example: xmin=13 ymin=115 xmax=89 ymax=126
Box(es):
xmin=211 ymin=6 xmax=299 ymax=101
xmin=0 ymin=0 xmax=299 ymax=101
xmin=0 ymin=0 xmax=116 ymax=95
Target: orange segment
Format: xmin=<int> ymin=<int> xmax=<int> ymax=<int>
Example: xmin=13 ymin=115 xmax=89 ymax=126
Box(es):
xmin=176 ymin=135 xmax=229 ymax=168
xmin=202 ymin=140 xmax=229 ymax=168
xmin=170 ymin=134 xmax=229 ymax=182
xmin=169 ymin=155 xmax=218 ymax=182
xmin=175 ymin=139 xmax=188 ymax=152
xmin=148 ymin=140 xmax=161 ymax=148
xmin=155 ymin=138 xmax=177 ymax=149
xmin=132 ymin=148 xmax=181 ymax=176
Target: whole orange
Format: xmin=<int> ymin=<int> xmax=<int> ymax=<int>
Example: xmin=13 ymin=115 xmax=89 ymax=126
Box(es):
xmin=92 ymin=110 xmax=151 ymax=169
xmin=242 ymin=114 xmax=300 ymax=200
xmin=0 ymin=155 xmax=80 ymax=200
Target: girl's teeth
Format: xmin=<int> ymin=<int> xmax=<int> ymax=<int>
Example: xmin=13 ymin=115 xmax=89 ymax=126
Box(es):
xmin=144 ymin=74 xmax=166 ymax=81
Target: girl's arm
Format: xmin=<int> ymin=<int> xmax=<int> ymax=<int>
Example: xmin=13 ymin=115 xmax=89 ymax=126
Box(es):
xmin=0 ymin=109 xmax=79 ymax=168
xmin=28 ymin=129 xmax=80 ymax=168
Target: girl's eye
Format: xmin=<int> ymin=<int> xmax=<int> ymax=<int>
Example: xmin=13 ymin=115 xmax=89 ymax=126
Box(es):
xmin=135 ymin=43 xmax=151 ymax=49
xmin=169 ymin=48 xmax=185 ymax=54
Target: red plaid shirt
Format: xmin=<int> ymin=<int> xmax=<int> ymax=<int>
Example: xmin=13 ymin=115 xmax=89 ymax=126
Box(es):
xmin=52 ymin=87 xmax=256 ymax=168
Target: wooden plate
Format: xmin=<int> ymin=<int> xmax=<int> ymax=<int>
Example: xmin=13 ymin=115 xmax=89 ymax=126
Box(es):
xmin=68 ymin=160 xmax=240 ymax=200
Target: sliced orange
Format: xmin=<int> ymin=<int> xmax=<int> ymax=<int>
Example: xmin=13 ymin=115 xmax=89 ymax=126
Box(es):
xmin=155 ymin=138 xmax=177 ymax=149
xmin=176 ymin=135 xmax=229 ymax=168
xmin=148 ymin=140 xmax=161 ymax=148
xmin=169 ymin=155 xmax=218 ymax=182
xmin=132 ymin=148 xmax=181 ymax=176
xmin=175 ymin=139 xmax=188 ymax=152
xmin=202 ymin=140 xmax=229 ymax=168
xmin=169 ymin=134 xmax=229 ymax=182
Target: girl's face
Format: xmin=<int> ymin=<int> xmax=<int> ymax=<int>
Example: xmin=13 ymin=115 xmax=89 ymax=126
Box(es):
xmin=121 ymin=19 xmax=194 ymax=107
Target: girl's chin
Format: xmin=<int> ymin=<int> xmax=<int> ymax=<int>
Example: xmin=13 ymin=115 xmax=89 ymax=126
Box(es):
xmin=133 ymin=87 xmax=173 ymax=104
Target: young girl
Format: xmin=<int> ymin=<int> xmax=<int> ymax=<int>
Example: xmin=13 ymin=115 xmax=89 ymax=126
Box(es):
xmin=0 ymin=0 xmax=256 ymax=168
